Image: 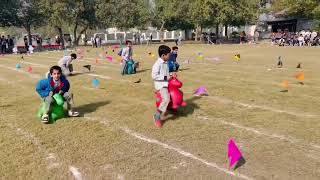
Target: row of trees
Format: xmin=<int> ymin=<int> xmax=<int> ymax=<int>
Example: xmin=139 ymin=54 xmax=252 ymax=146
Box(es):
xmin=1 ymin=0 xmax=318 ymax=47
xmin=272 ymin=0 xmax=320 ymax=20
xmin=0 ymin=0 xmax=261 ymax=46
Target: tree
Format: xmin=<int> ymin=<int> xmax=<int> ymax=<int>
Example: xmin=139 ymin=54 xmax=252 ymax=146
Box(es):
xmin=272 ymin=0 xmax=320 ymax=30
xmin=0 ymin=0 xmax=19 ymax=26
xmin=16 ymin=0 xmax=45 ymax=45
xmin=215 ymin=0 xmax=259 ymax=38
xmin=40 ymin=0 xmax=68 ymax=48
xmin=188 ymin=0 xmax=219 ymax=41
xmin=273 ymin=0 xmax=320 ymax=19
xmin=67 ymin=0 xmax=99 ymax=46
xmin=1 ymin=0 xmax=45 ymax=45
xmin=96 ymin=0 xmax=150 ymax=31
xmin=152 ymin=0 xmax=182 ymax=42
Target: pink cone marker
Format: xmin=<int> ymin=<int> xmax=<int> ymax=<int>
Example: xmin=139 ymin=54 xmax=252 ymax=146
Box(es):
xmin=228 ymin=139 xmax=243 ymax=168
xmin=194 ymin=87 xmax=208 ymax=96
xmin=106 ymin=56 xmax=113 ymax=62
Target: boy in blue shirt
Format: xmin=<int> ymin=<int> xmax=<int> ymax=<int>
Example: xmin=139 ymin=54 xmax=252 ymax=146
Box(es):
xmin=36 ymin=66 xmax=79 ymax=123
xmin=168 ymin=46 xmax=180 ymax=72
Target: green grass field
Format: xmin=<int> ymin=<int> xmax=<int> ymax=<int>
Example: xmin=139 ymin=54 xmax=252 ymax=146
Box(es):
xmin=0 ymin=43 xmax=320 ymax=180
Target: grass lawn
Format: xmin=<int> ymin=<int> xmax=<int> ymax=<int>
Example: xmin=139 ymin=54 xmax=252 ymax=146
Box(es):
xmin=0 ymin=43 xmax=320 ymax=180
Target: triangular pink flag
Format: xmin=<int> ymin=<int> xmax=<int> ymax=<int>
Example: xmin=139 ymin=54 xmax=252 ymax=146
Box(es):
xmin=106 ymin=56 xmax=113 ymax=62
xmin=27 ymin=66 xmax=32 ymax=73
xmin=228 ymin=139 xmax=243 ymax=168
xmin=194 ymin=87 xmax=208 ymax=96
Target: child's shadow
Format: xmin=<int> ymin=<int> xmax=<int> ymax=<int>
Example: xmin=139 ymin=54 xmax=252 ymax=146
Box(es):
xmin=178 ymin=68 xmax=190 ymax=72
xmin=136 ymin=68 xmax=151 ymax=74
xmin=70 ymin=71 xmax=91 ymax=77
xmin=75 ymin=100 xmax=110 ymax=116
xmin=165 ymin=96 xmax=201 ymax=121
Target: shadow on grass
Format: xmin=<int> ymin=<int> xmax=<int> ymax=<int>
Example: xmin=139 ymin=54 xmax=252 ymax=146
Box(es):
xmin=136 ymin=68 xmax=151 ymax=73
xmin=75 ymin=100 xmax=110 ymax=116
xmin=165 ymin=96 xmax=201 ymax=122
xmin=178 ymin=68 xmax=190 ymax=72
xmin=234 ymin=157 xmax=246 ymax=170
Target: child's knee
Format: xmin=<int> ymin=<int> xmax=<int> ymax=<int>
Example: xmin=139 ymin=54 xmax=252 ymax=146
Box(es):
xmin=63 ymin=92 xmax=72 ymax=101
xmin=162 ymin=94 xmax=170 ymax=104
xmin=45 ymin=96 xmax=53 ymax=103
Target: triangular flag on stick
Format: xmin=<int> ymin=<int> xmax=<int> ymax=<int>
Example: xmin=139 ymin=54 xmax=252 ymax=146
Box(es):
xmin=27 ymin=66 xmax=32 ymax=73
xmin=106 ymin=56 xmax=113 ymax=62
xmin=296 ymin=63 xmax=301 ymax=68
xmin=234 ymin=54 xmax=240 ymax=61
xmin=295 ymin=72 xmax=304 ymax=81
xmin=194 ymin=87 xmax=208 ymax=96
xmin=295 ymin=72 xmax=304 ymax=85
xmin=83 ymin=65 xmax=91 ymax=71
xmin=92 ymin=78 xmax=100 ymax=88
xmin=228 ymin=139 xmax=243 ymax=168
xmin=16 ymin=64 xmax=21 ymax=69
xmin=280 ymin=80 xmax=289 ymax=92
xmin=277 ymin=56 xmax=283 ymax=68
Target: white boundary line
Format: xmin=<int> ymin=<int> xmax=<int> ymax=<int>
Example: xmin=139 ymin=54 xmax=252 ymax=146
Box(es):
xmin=69 ymin=166 xmax=83 ymax=180
xmin=121 ymin=127 xmax=254 ymax=180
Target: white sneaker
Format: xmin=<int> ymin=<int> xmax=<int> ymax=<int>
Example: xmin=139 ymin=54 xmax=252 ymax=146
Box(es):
xmin=41 ymin=114 xmax=49 ymax=123
xmin=68 ymin=110 xmax=80 ymax=117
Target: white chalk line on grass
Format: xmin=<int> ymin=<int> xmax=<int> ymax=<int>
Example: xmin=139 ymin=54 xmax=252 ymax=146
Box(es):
xmin=69 ymin=166 xmax=83 ymax=180
xmin=206 ymin=95 xmax=317 ymax=118
xmin=197 ymin=116 xmax=320 ymax=152
xmin=33 ymin=54 xmax=121 ymax=70
xmin=2 ymin=58 xmax=319 ymax=172
xmin=0 ymin=64 xmax=41 ymax=79
xmin=120 ymin=127 xmax=254 ymax=180
xmin=16 ymin=125 xmax=84 ymax=178
xmin=87 ymin=73 xmax=112 ymax=80
xmin=1 ymin=57 xmax=150 ymax=86
xmin=1 ymin=113 xmax=83 ymax=179
xmin=8 ymin=123 xmax=62 ymax=170
xmin=198 ymin=116 xmax=296 ymax=143
xmin=184 ymin=92 xmax=317 ymax=118
xmin=1 ymin=63 xmax=318 ymax=151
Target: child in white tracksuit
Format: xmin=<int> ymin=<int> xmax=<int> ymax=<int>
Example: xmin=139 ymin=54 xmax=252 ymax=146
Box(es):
xmin=152 ymin=45 xmax=172 ymax=128
xmin=58 ymin=53 xmax=77 ymax=76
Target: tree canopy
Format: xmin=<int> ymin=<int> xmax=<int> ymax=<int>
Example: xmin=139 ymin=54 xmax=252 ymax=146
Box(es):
xmin=3 ymin=0 xmax=318 ymax=43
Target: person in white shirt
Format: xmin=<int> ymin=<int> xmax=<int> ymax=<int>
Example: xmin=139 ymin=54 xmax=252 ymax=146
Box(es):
xmin=91 ymin=37 xmax=95 ymax=48
xmin=95 ymin=36 xmax=101 ymax=48
xmin=299 ymin=29 xmax=306 ymax=37
xmin=298 ymin=34 xmax=305 ymax=46
xmin=120 ymin=41 xmax=138 ymax=75
xmin=58 ymin=53 xmax=77 ymax=76
xmin=121 ymin=41 xmax=133 ymax=62
xmin=151 ymin=45 xmax=172 ymax=128
xmin=178 ymin=34 xmax=183 ymax=45
xmin=311 ymin=30 xmax=318 ymax=44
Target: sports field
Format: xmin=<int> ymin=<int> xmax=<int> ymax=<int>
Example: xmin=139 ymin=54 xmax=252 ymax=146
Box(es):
xmin=0 ymin=43 xmax=320 ymax=180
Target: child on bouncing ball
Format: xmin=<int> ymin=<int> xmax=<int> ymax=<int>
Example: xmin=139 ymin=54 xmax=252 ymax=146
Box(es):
xmin=36 ymin=66 xmax=79 ymax=123
xmin=151 ymin=45 xmax=173 ymax=128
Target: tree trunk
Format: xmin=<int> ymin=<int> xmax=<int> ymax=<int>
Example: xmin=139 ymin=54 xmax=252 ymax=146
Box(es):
xmin=84 ymin=32 xmax=88 ymax=46
xmin=224 ymin=24 xmax=228 ymax=39
xmin=215 ymin=24 xmax=219 ymax=39
xmin=194 ymin=24 xmax=200 ymax=41
xmin=200 ymin=26 xmax=203 ymax=41
xmin=160 ymin=20 xmax=165 ymax=43
xmin=56 ymin=26 xmax=64 ymax=49
xmin=75 ymin=26 xmax=88 ymax=46
xmin=26 ymin=24 xmax=32 ymax=46
xmin=73 ymin=22 xmax=79 ymax=46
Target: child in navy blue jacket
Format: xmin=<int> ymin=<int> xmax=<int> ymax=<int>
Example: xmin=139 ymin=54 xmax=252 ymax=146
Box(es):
xmin=168 ymin=46 xmax=180 ymax=72
xmin=36 ymin=66 xmax=79 ymax=123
